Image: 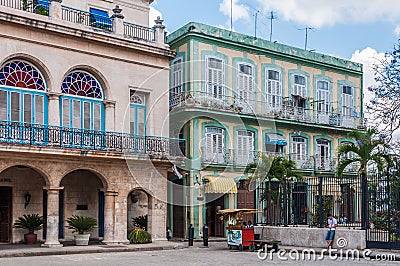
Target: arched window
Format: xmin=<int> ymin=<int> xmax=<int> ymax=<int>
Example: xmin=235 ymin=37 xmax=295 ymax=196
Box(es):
xmin=60 ymin=70 xmax=104 ymax=130
xmin=0 ymin=59 xmax=47 ymax=124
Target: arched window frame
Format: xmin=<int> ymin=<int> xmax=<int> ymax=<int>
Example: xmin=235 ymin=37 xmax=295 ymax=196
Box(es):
xmin=60 ymin=70 xmax=104 ymax=131
xmin=129 ymin=92 xmax=146 ymax=135
xmin=0 ymin=59 xmax=48 ymax=125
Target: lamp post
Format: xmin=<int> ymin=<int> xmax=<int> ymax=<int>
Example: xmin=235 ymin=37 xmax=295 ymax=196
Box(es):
xmin=270 ymin=177 xmax=280 ymax=225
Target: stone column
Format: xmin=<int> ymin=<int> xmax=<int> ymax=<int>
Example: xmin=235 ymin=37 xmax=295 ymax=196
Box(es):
xmin=49 ymin=0 xmax=63 ymax=20
xmin=42 ymin=187 xmax=63 ymax=248
xmin=47 ymin=92 xmax=61 ymax=126
xmin=154 ymin=16 xmax=166 ymax=46
xmin=104 ymin=100 xmax=116 ymax=132
xmin=148 ymin=197 xmax=167 ymax=240
xmin=111 ymin=5 xmax=125 ymax=36
xmin=102 ymin=190 xmax=129 ymax=244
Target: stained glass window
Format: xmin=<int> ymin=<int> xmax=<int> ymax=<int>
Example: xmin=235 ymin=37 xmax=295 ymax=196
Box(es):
xmin=0 ymin=59 xmax=46 ymax=91
xmin=61 ymin=71 xmax=103 ymax=99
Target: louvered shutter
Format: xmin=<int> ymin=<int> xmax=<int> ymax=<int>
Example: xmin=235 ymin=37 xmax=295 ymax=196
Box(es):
xmin=216 ymin=132 xmax=224 ymax=163
xmin=93 ymin=103 xmax=101 ymax=131
xmin=10 ymin=92 xmax=20 ymax=122
xmin=23 ymin=94 xmax=32 ymax=123
xmin=0 ymin=90 xmax=7 ymax=121
xmin=83 ymin=101 xmax=90 ymax=129
xmin=205 ymin=131 xmax=213 ymax=161
xmin=62 ymin=98 xmax=70 ymax=127
xmin=138 ymin=107 xmax=145 ymax=135
xmin=35 ymin=95 xmax=44 ymax=124
xmin=72 ymin=100 xmax=80 ymax=128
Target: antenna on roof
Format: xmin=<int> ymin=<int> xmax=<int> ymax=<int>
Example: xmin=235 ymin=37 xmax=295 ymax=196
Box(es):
xmin=268 ymin=11 xmax=277 ymax=42
xmin=254 ymin=10 xmax=260 ymax=39
xmin=298 ymin=26 xmax=315 ymax=50
xmin=230 ymin=0 xmax=233 ymax=32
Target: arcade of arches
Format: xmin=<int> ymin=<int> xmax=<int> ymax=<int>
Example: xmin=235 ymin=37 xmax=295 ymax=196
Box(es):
xmin=0 ymin=152 xmax=169 ymax=245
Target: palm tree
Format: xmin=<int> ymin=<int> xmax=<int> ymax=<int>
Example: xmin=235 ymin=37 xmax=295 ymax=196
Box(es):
xmin=246 ymin=154 xmax=302 ymax=225
xmin=337 ymin=128 xmax=392 ymax=177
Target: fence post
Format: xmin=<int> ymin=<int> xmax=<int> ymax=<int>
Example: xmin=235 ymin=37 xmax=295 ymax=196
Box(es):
xmin=49 ymin=0 xmax=62 ymax=20
xmin=361 ymin=171 xmax=367 ymax=230
xmin=318 ymin=176 xmax=323 ymax=228
xmin=283 ymin=178 xmax=288 ymax=227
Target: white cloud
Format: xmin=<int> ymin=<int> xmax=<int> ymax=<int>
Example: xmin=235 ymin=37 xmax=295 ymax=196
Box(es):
xmin=395 ymin=25 xmax=400 ymax=36
xmin=219 ymin=0 xmax=250 ymax=22
xmin=256 ymin=0 xmax=400 ymax=28
xmin=350 ymin=47 xmax=386 ymax=113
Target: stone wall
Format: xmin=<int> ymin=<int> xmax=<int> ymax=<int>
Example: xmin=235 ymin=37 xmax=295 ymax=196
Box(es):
xmin=254 ymin=226 xmax=366 ymax=250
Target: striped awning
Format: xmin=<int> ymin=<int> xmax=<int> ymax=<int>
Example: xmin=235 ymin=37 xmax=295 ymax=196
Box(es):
xmin=204 ymin=176 xmax=238 ymax=194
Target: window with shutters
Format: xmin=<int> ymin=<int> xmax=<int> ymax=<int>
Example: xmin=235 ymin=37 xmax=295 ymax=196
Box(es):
xmin=316 ymin=139 xmax=331 ymax=170
xmin=237 ymin=63 xmax=254 ymax=111
xmin=292 ymin=74 xmax=307 ymax=98
xmin=316 ymin=80 xmax=331 ymax=124
xmin=204 ymin=127 xmax=225 ymax=164
xmin=0 ymin=59 xmax=48 ymax=124
xmin=236 ymin=130 xmax=254 ymax=165
xmin=292 ymin=137 xmax=307 ymax=166
xmin=341 ymin=85 xmax=355 ymax=127
xmin=130 ymin=92 xmax=146 ymax=135
xmin=265 ymin=69 xmax=282 ymax=109
xmin=60 ymin=70 xmax=104 ymax=130
xmin=170 ymin=57 xmax=183 ymax=96
xmin=206 ymin=57 xmax=224 ymax=99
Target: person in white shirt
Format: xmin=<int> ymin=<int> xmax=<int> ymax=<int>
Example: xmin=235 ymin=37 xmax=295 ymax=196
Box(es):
xmin=325 ymin=213 xmax=337 ymax=248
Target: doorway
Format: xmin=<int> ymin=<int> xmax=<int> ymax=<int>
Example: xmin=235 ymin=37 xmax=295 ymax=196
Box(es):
xmin=206 ymin=195 xmax=225 ymax=237
xmin=0 ymin=187 xmax=12 ymax=243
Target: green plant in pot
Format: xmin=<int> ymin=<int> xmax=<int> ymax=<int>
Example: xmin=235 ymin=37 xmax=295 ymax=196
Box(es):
xmin=13 ymin=213 xmax=44 ymax=244
xmin=128 ymin=228 xmax=152 ymax=244
xmin=66 ymin=215 xmax=97 ymax=246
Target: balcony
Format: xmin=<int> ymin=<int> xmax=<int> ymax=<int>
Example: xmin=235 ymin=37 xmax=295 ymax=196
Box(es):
xmin=199 ymin=149 xmax=356 ymax=173
xmin=169 ymin=92 xmax=366 ymax=129
xmin=0 ymin=121 xmax=185 ymax=158
xmin=0 ymin=0 xmax=159 ymax=44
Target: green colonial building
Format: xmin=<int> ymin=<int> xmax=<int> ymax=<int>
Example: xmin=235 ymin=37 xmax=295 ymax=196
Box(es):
xmin=167 ymin=22 xmax=364 ymax=239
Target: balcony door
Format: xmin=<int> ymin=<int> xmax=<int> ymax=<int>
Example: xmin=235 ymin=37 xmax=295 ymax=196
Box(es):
xmin=236 ymin=63 xmax=254 ymax=113
xmin=316 ymin=80 xmax=330 ymax=124
xmin=205 ymin=127 xmax=225 ymax=164
xmin=316 ymin=139 xmax=330 ymax=170
xmin=236 ymin=130 xmax=254 ymax=165
xmin=0 ymin=187 xmax=12 ymax=243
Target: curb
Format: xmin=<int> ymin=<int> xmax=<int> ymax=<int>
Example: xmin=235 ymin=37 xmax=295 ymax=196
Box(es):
xmin=0 ymin=244 xmax=185 ymax=258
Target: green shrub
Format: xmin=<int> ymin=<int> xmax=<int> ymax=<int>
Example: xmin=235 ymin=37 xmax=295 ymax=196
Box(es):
xmin=128 ymin=228 xmax=152 ymax=244
xmin=13 ymin=214 xmax=44 ymax=234
xmin=66 ymin=215 xmax=97 ymax=234
xmin=132 ymin=215 xmax=148 ymax=230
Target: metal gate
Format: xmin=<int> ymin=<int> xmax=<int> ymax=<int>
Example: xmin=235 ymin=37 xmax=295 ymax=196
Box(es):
xmin=366 ymin=173 xmax=400 ymax=249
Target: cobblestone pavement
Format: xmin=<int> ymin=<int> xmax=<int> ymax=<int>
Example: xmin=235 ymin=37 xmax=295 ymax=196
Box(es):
xmin=0 ymin=242 xmax=398 ymax=266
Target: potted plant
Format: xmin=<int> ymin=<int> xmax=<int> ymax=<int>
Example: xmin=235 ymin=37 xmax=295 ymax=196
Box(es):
xmin=13 ymin=213 xmax=44 ymax=244
xmin=128 ymin=228 xmax=152 ymax=244
xmin=66 ymin=215 xmax=97 ymax=246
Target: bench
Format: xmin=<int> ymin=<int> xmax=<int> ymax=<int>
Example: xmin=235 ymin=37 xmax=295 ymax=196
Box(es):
xmin=245 ymin=239 xmax=281 ymax=252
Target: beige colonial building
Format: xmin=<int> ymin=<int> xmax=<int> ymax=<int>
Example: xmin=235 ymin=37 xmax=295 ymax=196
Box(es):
xmin=0 ymin=0 xmax=183 ymax=246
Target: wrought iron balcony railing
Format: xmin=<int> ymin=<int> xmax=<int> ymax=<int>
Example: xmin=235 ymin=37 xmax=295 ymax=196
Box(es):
xmin=0 ymin=0 xmax=49 ymax=16
xmin=0 ymin=121 xmax=185 ymax=157
xmin=169 ymin=91 xmax=366 ymax=129
xmin=61 ymin=5 xmax=113 ymax=32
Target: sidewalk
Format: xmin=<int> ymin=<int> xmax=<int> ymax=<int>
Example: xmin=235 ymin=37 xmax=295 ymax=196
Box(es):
xmin=0 ymin=241 xmax=185 ymax=258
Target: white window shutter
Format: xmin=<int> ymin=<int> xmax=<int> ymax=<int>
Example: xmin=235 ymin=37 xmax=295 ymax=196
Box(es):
xmin=35 ymin=95 xmax=44 ymax=124
xmin=83 ymin=101 xmax=90 ymax=129
xmin=23 ymin=94 xmax=32 ymax=123
xmin=93 ymin=103 xmax=101 ymax=131
xmin=72 ymin=100 xmax=80 ymax=128
xmin=10 ymin=92 xmax=20 ymax=122
xmin=0 ymin=90 xmax=7 ymax=121
xmin=62 ymin=98 xmax=70 ymax=127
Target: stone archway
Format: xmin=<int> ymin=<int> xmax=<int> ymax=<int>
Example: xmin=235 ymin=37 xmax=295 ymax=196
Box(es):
xmin=60 ymin=170 xmax=105 ymax=240
xmin=0 ymin=165 xmax=48 ymax=243
xmin=127 ymin=189 xmax=149 ymax=233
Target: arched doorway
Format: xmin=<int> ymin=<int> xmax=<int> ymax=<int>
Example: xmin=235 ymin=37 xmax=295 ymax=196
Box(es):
xmin=59 ymin=170 xmax=105 ymax=240
xmin=0 ymin=165 xmax=48 ymax=243
xmin=127 ymin=189 xmax=149 ymax=234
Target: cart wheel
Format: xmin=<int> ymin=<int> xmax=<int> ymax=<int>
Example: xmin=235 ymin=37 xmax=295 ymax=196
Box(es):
xmin=238 ymin=244 xmax=243 ymax=251
xmin=249 ymin=244 xmax=255 ymax=252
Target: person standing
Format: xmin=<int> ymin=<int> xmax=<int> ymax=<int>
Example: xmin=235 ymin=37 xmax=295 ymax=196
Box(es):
xmin=325 ymin=214 xmax=337 ymax=248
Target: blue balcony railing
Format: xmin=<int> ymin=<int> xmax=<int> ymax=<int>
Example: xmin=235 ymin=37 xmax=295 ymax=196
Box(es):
xmin=0 ymin=121 xmax=185 ymax=157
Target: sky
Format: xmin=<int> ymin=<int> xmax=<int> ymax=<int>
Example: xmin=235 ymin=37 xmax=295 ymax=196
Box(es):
xmin=149 ymin=0 xmax=400 ymax=104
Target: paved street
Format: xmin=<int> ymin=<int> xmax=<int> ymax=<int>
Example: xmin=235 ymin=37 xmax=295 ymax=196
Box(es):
xmin=0 ymin=242 xmax=398 ymax=266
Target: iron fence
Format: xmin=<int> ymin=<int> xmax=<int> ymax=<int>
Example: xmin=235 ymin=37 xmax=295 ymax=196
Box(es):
xmin=257 ymin=175 xmax=362 ymax=229
xmin=0 ymin=121 xmax=185 ymax=157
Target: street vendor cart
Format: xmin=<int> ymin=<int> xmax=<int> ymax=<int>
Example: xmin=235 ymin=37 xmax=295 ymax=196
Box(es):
xmin=217 ymin=209 xmax=257 ymax=251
